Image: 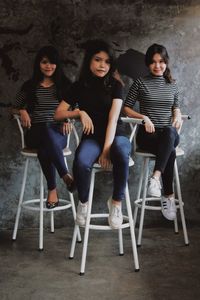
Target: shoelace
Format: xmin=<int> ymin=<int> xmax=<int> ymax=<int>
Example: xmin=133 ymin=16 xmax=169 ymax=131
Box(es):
xmin=162 ymin=199 xmax=168 ymax=210
xmin=112 ymin=206 xmax=121 ymax=217
xmin=152 ymin=177 xmax=161 ymax=188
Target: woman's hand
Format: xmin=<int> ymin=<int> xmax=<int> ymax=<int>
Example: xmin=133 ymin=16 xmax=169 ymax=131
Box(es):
xmin=98 ymin=150 xmax=112 ymax=170
xmin=62 ymin=121 xmax=73 ymax=135
xmin=172 ymin=108 xmax=182 ymax=129
xmin=172 ymin=117 xmax=182 ymax=129
xmin=19 ymin=109 xmax=31 ymax=128
xmin=79 ymin=110 xmax=94 ymax=135
xmin=143 ymin=116 xmax=155 ymax=133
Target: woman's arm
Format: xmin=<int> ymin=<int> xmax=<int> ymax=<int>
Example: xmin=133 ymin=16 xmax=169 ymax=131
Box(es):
xmin=54 ymin=100 xmax=94 ymax=135
xmin=172 ymin=108 xmax=182 ymax=129
xmin=123 ymin=105 xmax=155 ymax=133
xmin=98 ymin=98 xmax=122 ymax=169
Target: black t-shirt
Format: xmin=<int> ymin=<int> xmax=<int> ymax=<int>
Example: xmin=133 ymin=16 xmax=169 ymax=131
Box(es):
xmin=65 ymin=77 xmax=126 ymax=142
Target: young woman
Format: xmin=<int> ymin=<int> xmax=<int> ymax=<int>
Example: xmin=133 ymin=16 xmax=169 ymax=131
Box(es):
xmin=124 ymin=43 xmax=182 ymax=221
xmin=54 ymin=39 xmax=131 ymax=229
xmin=13 ymin=46 xmax=74 ymax=209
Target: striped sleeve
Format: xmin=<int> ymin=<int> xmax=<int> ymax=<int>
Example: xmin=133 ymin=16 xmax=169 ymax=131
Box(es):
xmin=124 ymin=78 xmax=141 ymax=108
xmin=172 ymin=82 xmax=180 ymax=109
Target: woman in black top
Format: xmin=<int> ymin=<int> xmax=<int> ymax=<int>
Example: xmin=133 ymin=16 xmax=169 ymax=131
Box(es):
xmin=124 ymin=44 xmax=182 ymax=221
xmin=55 ymin=40 xmax=131 ymax=229
xmin=13 ymin=46 xmax=74 ymax=209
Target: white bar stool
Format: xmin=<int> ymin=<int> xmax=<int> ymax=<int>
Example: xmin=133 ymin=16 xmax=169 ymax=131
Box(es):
xmin=12 ymin=115 xmax=81 ymax=250
xmin=133 ymin=115 xmax=190 ymax=247
xmin=69 ymin=161 xmax=139 ymax=275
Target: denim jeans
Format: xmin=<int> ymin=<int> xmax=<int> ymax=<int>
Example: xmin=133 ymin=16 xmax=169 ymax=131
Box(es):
xmin=25 ymin=123 xmax=68 ymax=190
xmin=136 ymin=126 xmax=179 ymax=195
xmin=73 ymin=136 xmax=131 ymax=203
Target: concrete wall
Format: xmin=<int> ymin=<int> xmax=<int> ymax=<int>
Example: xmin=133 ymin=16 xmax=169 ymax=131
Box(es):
xmin=0 ymin=0 xmax=199 ymax=229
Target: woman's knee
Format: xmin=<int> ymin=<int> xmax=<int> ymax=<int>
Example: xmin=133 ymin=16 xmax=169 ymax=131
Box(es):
xmin=111 ymin=136 xmax=131 ymax=161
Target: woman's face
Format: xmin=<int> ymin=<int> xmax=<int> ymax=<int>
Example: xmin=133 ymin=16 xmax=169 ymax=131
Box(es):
xmin=40 ymin=56 xmax=56 ymax=78
xmin=149 ymin=53 xmax=167 ymax=76
xmin=90 ymin=51 xmax=111 ymax=77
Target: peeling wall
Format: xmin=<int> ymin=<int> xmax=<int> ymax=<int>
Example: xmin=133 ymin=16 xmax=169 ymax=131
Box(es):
xmin=0 ymin=0 xmax=199 ymax=229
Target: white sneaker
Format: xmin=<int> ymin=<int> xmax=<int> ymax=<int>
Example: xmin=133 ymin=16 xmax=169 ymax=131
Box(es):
xmin=76 ymin=201 xmax=88 ymax=226
xmin=161 ymin=197 xmax=177 ymax=221
xmin=107 ymin=198 xmax=123 ymax=229
xmin=147 ymin=177 xmax=162 ymax=197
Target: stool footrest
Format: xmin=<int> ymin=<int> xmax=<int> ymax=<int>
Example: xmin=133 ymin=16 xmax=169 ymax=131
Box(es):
xmin=21 ymin=199 xmax=72 ymax=212
xmin=79 ymin=213 xmax=132 ymax=230
xmin=135 ymin=198 xmax=184 ymax=211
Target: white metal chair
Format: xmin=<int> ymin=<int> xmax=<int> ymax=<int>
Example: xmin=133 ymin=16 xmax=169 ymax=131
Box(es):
xmin=12 ymin=115 xmax=81 ymax=250
xmin=128 ymin=116 xmax=190 ymax=247
xmin=69 ymin=118 xmax=142 ymax=275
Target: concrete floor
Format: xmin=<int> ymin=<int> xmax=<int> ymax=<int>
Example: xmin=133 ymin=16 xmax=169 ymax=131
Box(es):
xmin=0 ymin=225 xmax=200 ymax=300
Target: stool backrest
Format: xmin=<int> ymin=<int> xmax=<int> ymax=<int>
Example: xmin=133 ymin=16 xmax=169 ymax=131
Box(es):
xmin=121 ymin=117 xmax=143 ymax=151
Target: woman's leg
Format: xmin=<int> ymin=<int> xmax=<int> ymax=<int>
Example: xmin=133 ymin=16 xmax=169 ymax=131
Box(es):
xmin=26 ymin=124 xmax=69 ymax=206
xmin=73 ymin=138 xmax=102 ymax=203
xmin=73 ymin=139 xmax=101 ymax=226
xmin=107 ymin=136 xmax=131 ymax=229
xmin=110 ymin=136 xmax=131 ymax=202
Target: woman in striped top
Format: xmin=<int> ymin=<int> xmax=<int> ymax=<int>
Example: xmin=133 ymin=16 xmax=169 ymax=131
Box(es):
xmin=13 ymin=46 xmax=74 ymax=209
xmin=124 ymin=43 xmax=182 ymax=221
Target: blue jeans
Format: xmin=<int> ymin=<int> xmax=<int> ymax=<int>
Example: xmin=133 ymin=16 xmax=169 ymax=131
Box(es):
xmin=136 ymin=126 xmax=179 ymax=195
xmin=25 ymin=123 xmax=68 ymax=190
xmin=73 ymin=136 xmax=131 ymax=203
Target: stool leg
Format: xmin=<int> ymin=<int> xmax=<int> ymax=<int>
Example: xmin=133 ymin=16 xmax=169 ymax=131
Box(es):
xmin=173 ymin=217 xmax=178 ymax=233
xmin=118 ymin=228 xmax=124 ymax=255
xmin=80 ymin=169 xmax=96 ymax=275
xmin=12 ymin=158 xmax=29 ymax=240
xmin=69 ymin=224 xmax=80 ymax=259
xmin=133 ymin=158 xmax=146 ymax=224
xmin=68 ymin=191 xmax=81 ymax=242
xmin=64 ymin=156 xmax=81 ymax=242
xmin=174 ymin=160 xmax=189 ymax=245
xmin=39 ymin=169 xmax=44 ymax=250
xmin=137 ymin=158 xmax=149 ymax=246
xmin=50 ymin=211 xmax=54 ymax=233
xmin=125 ymin=184 xmax=140 ymax=271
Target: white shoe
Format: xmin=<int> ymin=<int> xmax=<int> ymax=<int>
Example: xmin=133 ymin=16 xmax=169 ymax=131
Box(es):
xmin=147 ymin=177 xmax=161 ymax=197
xmin=161 ymin=197 xmax=177 ymax=221
xmin=76 ymin=201 xmax=88 ymax=226
xmin=107 ymin=198 xmax=123 ymax=229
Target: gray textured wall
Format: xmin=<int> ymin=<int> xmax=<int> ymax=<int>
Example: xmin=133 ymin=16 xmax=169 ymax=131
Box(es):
xmin=0 ymin=0 xmax=199 ymax=229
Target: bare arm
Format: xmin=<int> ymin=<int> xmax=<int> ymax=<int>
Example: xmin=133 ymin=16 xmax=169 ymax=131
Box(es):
xmin=98 ymin=98 xmax=122 ymax=169
xmin=54 ymin=100 xmax=94 ymax=135
xmin=12 ymin=107 xmax=31 ymax=128
xmin=123 ymin=105 xmax=155 ymax=133
xmin=172 ymin=108 xmax=182 ymax=129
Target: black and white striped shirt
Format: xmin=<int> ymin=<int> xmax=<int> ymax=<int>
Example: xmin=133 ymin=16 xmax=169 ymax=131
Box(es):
xmin=15 ymin=85 xmax=59 ymax=124
xmin=125 ymin=75 xmax=180 ymax=128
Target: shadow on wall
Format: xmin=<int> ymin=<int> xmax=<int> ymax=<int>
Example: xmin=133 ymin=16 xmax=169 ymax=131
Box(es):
xmin=117 ymin=48 xmax=149 ymax=80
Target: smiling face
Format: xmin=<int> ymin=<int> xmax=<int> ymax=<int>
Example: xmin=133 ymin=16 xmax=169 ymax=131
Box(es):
xmin=149 ymin=53 xmax=167 ymax=76
xmin=89 ymin=51 xmax=111 ymax=78
xmin=40 ymin=56 xmax=57 ymax=78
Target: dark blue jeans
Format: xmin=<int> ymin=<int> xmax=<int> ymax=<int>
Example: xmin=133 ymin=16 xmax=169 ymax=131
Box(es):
xmin=25 ymin=123 xmax=68 ymax=190
xmin=136 ymin=126 xmax=179 ymax=195
xmin=73 ymin=136 xmax=131 ymax=203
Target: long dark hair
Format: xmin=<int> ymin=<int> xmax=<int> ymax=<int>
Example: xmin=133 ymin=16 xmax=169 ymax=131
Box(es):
xmin=20 ymin=46 xmax=71 ymax=111
xmin=79 ymin=39 xmax=116 ymax=87
xmin=145 ymin=43 xmax=174 ymax=83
